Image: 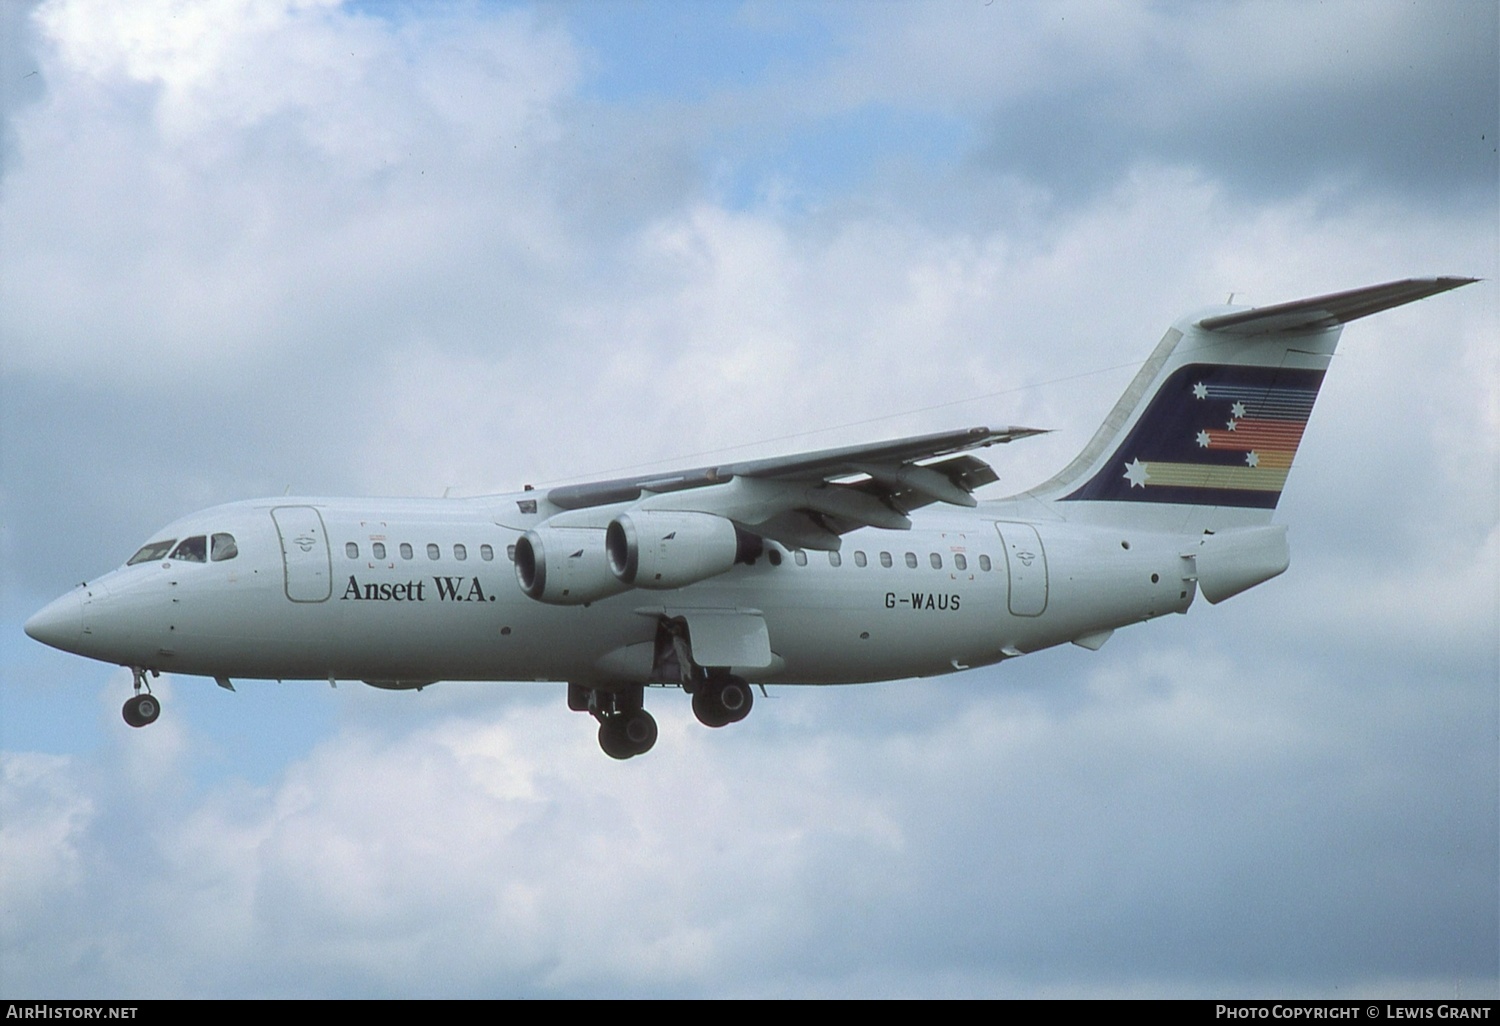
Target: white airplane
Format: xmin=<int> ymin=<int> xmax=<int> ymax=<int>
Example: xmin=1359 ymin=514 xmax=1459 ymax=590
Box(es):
xmin=25 ymin=277 xmax=1475 ymax=758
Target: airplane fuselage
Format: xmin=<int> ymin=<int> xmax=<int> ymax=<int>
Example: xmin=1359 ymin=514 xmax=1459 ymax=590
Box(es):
xmin=42 ymin=495 xmax=1193 ymax=688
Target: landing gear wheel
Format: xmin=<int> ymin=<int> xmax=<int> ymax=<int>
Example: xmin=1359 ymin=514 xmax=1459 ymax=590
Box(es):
xmin=621 ymin=709 xmax=658 ymax=754
xmin=122 ymin=693 xmax=159 ymax=728
xmin=692 ymin=689 xmax=731 ymax=728
xmin=598 ymin=708 xmax=657 ymax=760
xmin=692 ymin=677 xmax=753 ymax=728
xmin=598 ymin=719 xmax=635 ymax=760
xmin=719 ymin=677 xmax=753 ymax=723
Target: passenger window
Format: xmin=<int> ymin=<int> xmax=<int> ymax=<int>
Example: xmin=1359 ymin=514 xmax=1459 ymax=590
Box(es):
xmin=904 ymin=552 xmax=918 ymax=569
xmin=768 ymin=549 xmax=782 ymax=566
xmin=794 ymin=551 xmax=807 ymax=566
xmin=128 ymin=539 xmax=177 ymax=566
xmin=828 ymin=552 xmax=841 ymax=567
xmin=481 ymin=544 xmax=494 ymax=561
xmin=979 ymin=554 xmax=992 ymax=572
xmin=954 ymin=553 xmax=967 ymax=571
xmin=854 ymin=551 xmax=867 ymax=568
xmin=372 ymin=542 xmax=386 ymax=560
xmin=400 ymin=543 xmax=413 ymax=560
xmin=346 ymin=542 xmax=359 ymax=559
xmin=879 ymin=552 xmax=893 ymax=568
xmin=930 ymin=553 xmax=942 ymax=569
xmin=426 ymin=543 xmax=440 ymax=560
xmin=506 ymin=544 xmax=516 ymax=562
xmin=454 ymin=544 xmax=467 ymax=561
xmin=169 ymin=536 xmax=206 ymax=562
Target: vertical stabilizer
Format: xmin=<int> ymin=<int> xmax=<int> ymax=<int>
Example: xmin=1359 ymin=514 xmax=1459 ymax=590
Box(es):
xmin=1025 ymin=277 xmax=1476 ymax=532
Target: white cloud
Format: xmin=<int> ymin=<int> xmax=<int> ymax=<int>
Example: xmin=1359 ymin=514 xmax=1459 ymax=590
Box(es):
xmin=0 ymin=753 xmax=92 ymax=932
xmin=5 ymin=0 xmax=579 ymax=382
xmin=812 ymin=1 xmax=1485 ymax=127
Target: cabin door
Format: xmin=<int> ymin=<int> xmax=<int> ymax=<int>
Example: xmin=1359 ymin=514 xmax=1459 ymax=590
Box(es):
xmin=271 ymin=506 xmax=333 ymax=602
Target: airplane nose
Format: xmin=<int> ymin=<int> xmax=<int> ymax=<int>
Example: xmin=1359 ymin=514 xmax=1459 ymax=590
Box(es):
xmin=24 ymin=590 xmax=85 ymax=653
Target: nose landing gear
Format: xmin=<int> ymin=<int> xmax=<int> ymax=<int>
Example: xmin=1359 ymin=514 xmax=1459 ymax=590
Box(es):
xmin=122 ymin=667 xmax=161 ymax=728
xmin=123 ymin=693 xmax=160 ymax=727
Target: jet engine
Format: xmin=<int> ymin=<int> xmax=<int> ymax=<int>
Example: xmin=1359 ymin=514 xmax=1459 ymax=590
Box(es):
xmin=606 ymin=511 xmax=746 ymax=590
xmin=514 ymin=526 xmax=631 ymax=605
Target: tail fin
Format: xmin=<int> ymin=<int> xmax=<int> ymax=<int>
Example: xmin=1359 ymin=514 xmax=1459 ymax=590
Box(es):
xmin=1027 ymin=277 xmax=1476 ymax=531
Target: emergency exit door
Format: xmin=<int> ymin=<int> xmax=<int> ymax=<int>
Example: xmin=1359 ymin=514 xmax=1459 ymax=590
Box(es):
xmin=995 ymin=522 xmax=1048 ymax=616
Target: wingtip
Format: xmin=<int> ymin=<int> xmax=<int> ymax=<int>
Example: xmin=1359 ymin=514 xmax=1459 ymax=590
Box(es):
xmin=1426 ymin=275 xmax=1482 ymax=290
xmin=981 ymin=426 xmax=1053 ymax=444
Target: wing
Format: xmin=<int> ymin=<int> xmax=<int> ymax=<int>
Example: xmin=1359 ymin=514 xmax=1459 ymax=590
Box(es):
xmin=541 ymin=425 xmax=1047 ymax=550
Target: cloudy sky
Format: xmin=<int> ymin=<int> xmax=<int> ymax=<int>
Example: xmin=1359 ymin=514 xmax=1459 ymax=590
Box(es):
xmin=2 ymin=0 xmax=1496 ymax=999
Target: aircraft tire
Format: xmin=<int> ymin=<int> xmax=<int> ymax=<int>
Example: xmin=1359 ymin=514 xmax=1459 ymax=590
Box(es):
xmin=719 ymin=677 xmax=753 ymax=723
xmin=598 ymin=719 xmax=636 ymax=760
xmin=122 ymin=694 xmax=159 ymax=728
xmin=691 ymin=689 xmax=731 ymax=729
xmin=622 ymin=709 xmax=657 ymax=754
xmin=693 ymin=677 xmax=752 ymax=728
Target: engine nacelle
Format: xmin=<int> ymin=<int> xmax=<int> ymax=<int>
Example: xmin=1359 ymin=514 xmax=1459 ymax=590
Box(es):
xmin=607 ymin=511 xmax=743 ymax=590
xmin=514 ymin=526 xmax=630 ymax=605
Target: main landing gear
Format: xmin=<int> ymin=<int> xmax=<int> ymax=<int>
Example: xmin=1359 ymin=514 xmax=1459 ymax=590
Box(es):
xmin=569 ymin=676 xmax=755 ymax=758
xmin=690 ymin=675 xmax=753 ymax=728
xmin=653 ymin=615 xmax=754 ymax=730
xmin=569 ymin=683 xmax=658 ymax=760
xmin=570 ymin=616 xmax=762 ymax=758
xmin=122 ymin=666 xmax=161 ymax=728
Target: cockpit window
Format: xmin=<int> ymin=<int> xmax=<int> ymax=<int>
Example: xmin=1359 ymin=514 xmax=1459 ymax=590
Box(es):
xmin=170 ymin=536 xmax=207 ymax=563
xmin=211 ymin=533 xmax=239 ymax=561
xmin=127 ymin=539 xmax=177 ymax=566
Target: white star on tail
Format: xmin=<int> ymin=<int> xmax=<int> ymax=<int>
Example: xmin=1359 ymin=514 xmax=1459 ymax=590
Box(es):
xmin=1231 ymin=401 xmax=1247 ymax=419
xmin=1123 ymin=459 xmax=1150 ymax=488
xmin=1246 ymin=451 xmax=1259 ymax=468
xmin=1196 ymin=430 xmax=1211 ymax=448
xmin=1192 ymin=382 xmax=1208 ymax=400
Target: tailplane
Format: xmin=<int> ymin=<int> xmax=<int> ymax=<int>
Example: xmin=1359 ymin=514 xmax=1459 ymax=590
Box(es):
xmin=1027 ymin=277 xmax=1476 ymax=533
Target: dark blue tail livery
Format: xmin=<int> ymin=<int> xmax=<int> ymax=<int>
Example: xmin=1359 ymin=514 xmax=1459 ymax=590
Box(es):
xmin=1062 ymin=363 xmax=1326 ymax=509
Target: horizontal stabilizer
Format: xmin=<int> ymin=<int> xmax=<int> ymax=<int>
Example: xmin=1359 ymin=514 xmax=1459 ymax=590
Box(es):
xmin=1198 ymin=277 xmax=1477 ymax=336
